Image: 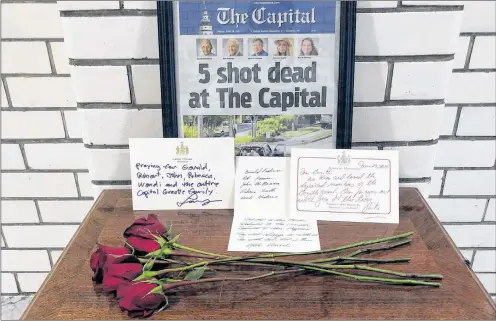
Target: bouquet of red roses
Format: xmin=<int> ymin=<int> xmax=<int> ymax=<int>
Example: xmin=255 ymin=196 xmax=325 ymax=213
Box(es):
xmin=90 ymin=214 xmax=442 ymax=318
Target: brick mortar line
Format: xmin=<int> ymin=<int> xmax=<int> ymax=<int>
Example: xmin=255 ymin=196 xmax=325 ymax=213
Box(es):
xmin=13 ymin=273 xmax=22 ymax=294
xmin=60 ymin=110 xmax=70 ymax=139
xmin=34 ymin=200 xmax=43 ymax=224
xmin=1 ymin=169 xmax=90 ymax=173
xmin=74 ymin=173 xmax=82 ymax=198
xmin=47 ymin=249 xmax=55 ymax=268
xmin=481 ymin=199 xmax=491 ymax=222
xmin=383 ymin=62 xmax=394 ymax=101
xmin=1 ymin=107 xmax=78 ymax=111
xmin=1 ymin=197 xmax=94 ymax=201
xmin=1 ymin=227 xmax=9 ymax=248
xmin=77 ymin=103 xmax=161 ymax=110
xmin=452 ymin=69 xmax=496 ymax=73
xmin=356 ymin=54 xmax=454 ymax=62
xmin=445 ymin=103 xmax=496 ymax=107
xmin=354 ymin=99 xmax=444 ymax=107
xmin=357 ymin=6 xmax=463 ymax=13
xmin=430 ymin=195 xmax=496 ymax=199
xmin=459 ymin=247 xmax=496 ymax=250
xmin=92 ymin=180 xmax=132 ymax=186
xmin=3 ymin=271 xmax=51 ymax=274
xmin=452 ymin=106 xmax=463 ymax=136
xmin=2 ymin=77 xmax=14 ymax=107
xmin=434 ymin=166 xmax=496 ymax=171
xmin=1 ymin=0 xmax=57 ymax=3
xmin=70 ymin=58 xmax=159 ymax=66
xmin=438 ymin=136 xmax=496 ymax=140
xmin=439 ymin=170 xmax=448 ymax=196
xmin=441 ymin=221 xmax=496 ymax=226
xmin=460 ymin=32 xmax=496 ymax=36
xmin=84 ymin=144 xmax=130 ymax=149
xmin=1 ymin=73 xmax=71 ymax=77
xmin=464 ymin=35 xmax=476 ymax=70
xmin=59 ymin=9 xmax=157 ymax=17
xmin=126 ymin=65 xmax=137 ymax=104
xmin=18 ymin=143 xmax=30 ymax=169
xmin=354 ymin=139 xmax=438 ymax=147
xmin=1 ymin=38 xmax=64 ymax=42
xmin=1 ymin=223 xmax=81 ymax=226
xmin=45 ymin=41 xmax=57 ymax=75
xmin=2 ymin=247 xmax=66 ymax=251
xmin=1 ymin=138 xmax=84 ymax=143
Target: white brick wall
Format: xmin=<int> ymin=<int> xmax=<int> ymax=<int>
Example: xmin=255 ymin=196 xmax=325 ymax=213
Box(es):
xmin=1 ymin=4 xmax=63 ymax=38
xmin=429 ymin=0 xmax=496 ymax=298
xmin=457 ymin=107 xmax=496 ymax=136
xmin=391 ymin=61 xmax=453 ymax=100
xmin=1 ymin=0 xmax=93 ymax=305
xmin=2 ymin=0 xmax=495 ymax=306
xmin=1 ymin=42 xmax=51 ymax=74
xmin=3 ymin=226 xmax=79 ymax=248
xmin=60 ymin=16 xmax=158 ymax=59
xmin=70 ymin=66 xmax=130 ymax=103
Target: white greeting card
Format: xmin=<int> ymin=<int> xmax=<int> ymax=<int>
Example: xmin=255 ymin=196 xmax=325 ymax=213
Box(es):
xmin=227 ymin=216 xmax=321 ymax=252
xmin=234 ymin=157 xmax=290 ymax=217
xmin=129 ymin=138 xmax=235 ymax=210
xmin=289 ymin=148 xmax=399 ymax=224
xmin=228 ymin=156 xmax=321 ymax=252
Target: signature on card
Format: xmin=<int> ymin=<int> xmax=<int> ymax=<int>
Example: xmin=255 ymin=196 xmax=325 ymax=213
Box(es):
xmin=176 ymin=192 xmax=221 ymax=207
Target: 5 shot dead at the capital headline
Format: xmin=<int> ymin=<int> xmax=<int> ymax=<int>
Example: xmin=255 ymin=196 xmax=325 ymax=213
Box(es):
xmin=188 ymin=62 xmax=328 ymax=112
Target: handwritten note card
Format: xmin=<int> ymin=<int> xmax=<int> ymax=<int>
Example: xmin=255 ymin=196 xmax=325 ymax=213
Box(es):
xmin=290 ymin=148 xmax=399 ymax=223
xmin=234 ymin=157 xmax=289 ymax=217
xmin=129 ymin=138 xmax=235 ymax=210
xmin=227 ymin=216 xmax=320 ymax=252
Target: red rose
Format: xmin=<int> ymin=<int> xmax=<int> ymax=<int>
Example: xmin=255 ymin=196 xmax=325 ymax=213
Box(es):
xmin=90 ymin=245 xmax=131 ymax=283
xmin=123 ymin=214 xmax=167 ymax=253
xmin=117 ymin=282 xmax=166 ymax=318
xmin=101 ymin=255 xmax=143 ymax=292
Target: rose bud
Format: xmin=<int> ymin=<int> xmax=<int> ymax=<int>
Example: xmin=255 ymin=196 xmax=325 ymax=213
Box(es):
xmin=123 ymin=214 xmax=166 ymax=238
xmin=123 ymin=214 xmax=167 ymax=254
xmin=101 ymin=255 xmax=144 ymax=292
xmin=117 ymin=282 xmax=166 ymax=318
xmin=90 ymin=245 xmax=131 ymax=283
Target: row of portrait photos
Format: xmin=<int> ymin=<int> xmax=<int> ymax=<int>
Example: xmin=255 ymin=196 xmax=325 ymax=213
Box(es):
xmin=196 ymin=37 xmax=320 ymax=58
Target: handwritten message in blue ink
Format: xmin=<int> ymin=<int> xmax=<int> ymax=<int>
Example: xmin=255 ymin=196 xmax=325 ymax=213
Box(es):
xmin=130 ymin=138 xmax=235 ymax=210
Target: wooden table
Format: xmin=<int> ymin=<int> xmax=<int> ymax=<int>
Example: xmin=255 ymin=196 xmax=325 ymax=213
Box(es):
xmin=21 ymin=188 xmax=496 ymax=320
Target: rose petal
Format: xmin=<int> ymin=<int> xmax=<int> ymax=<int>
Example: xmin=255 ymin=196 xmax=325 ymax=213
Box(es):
xmin=126 ymin=236 xmax=160 ymax=253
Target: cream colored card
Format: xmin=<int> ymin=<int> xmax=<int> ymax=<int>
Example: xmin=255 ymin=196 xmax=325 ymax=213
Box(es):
xmin=289 ymin=148 xmax=399 ymax=224
xmin=234 ymin=156 xmax=290 ymax=217
xmin=129 ymin=138 xmax=235 ymax=210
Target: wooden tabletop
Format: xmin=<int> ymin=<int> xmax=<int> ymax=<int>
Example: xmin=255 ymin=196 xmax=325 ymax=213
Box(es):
xmin=21 ymin=187 xmax=496 ymax=320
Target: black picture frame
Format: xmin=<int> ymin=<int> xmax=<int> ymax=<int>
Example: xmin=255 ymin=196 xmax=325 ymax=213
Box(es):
xmin=157 ymin=0 xmax=356 ymax=149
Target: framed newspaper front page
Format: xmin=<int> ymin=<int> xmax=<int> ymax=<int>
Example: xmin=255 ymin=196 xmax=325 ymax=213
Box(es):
xmin=157 ymin=0 xmax=356 ymax=155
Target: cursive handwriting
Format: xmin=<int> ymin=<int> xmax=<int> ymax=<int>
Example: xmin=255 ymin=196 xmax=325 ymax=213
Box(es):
xmin=176 ymin=192 xmax=221 ymax=207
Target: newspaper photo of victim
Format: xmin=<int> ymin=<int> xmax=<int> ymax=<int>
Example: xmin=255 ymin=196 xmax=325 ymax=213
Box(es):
xmin=176 ymin=1 xmax=338 ymax=156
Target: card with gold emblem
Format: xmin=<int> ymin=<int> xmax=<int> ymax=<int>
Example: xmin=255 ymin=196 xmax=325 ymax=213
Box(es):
xmin=129 ymin=137 xmax=235 ymax=210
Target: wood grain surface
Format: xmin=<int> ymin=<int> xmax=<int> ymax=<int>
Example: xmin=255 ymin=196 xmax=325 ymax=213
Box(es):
xmin=21 ymin=188 xmax=496 ymax=320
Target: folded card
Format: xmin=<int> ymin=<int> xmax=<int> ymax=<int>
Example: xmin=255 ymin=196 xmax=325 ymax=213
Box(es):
xmin=129 ymin=138 xmax=235 ymax=210
xmin=289 ymin=148 xmax=399 ymax=224
xmin=234 ymin=156 xmax=290 ymax=217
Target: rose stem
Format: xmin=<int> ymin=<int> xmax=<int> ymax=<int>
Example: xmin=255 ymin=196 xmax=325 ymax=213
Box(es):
xmin=258 ymin=231 xmax=414 ymax=258
xmin=321 ymin=264 xmax=443 ymax=280
xmin=309 ymin=239 xmax=412 ymax=263
xmin=321 ymin=257 xmax=411 ymax=264
xmin=167 ymin=231 xmax=415 ymax=267
xmin=172 ymin=243 xmax=232 ymax=259
xmin=148 ymin=256 xmax=440 ymax=282
xmin=161 ymin=269 xmax=299 ymax=292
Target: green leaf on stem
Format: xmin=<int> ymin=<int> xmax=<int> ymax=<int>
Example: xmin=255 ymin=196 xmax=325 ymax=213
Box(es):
xmin=167 ymin=233 xmax=182 ymax=245
xmin=184 ymin=266 xmax=206 ymax=281
xmin=144 ymin=258 xmax=156 ymax=271
xmin=166 ymin=223 xmax=173 ymax=237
